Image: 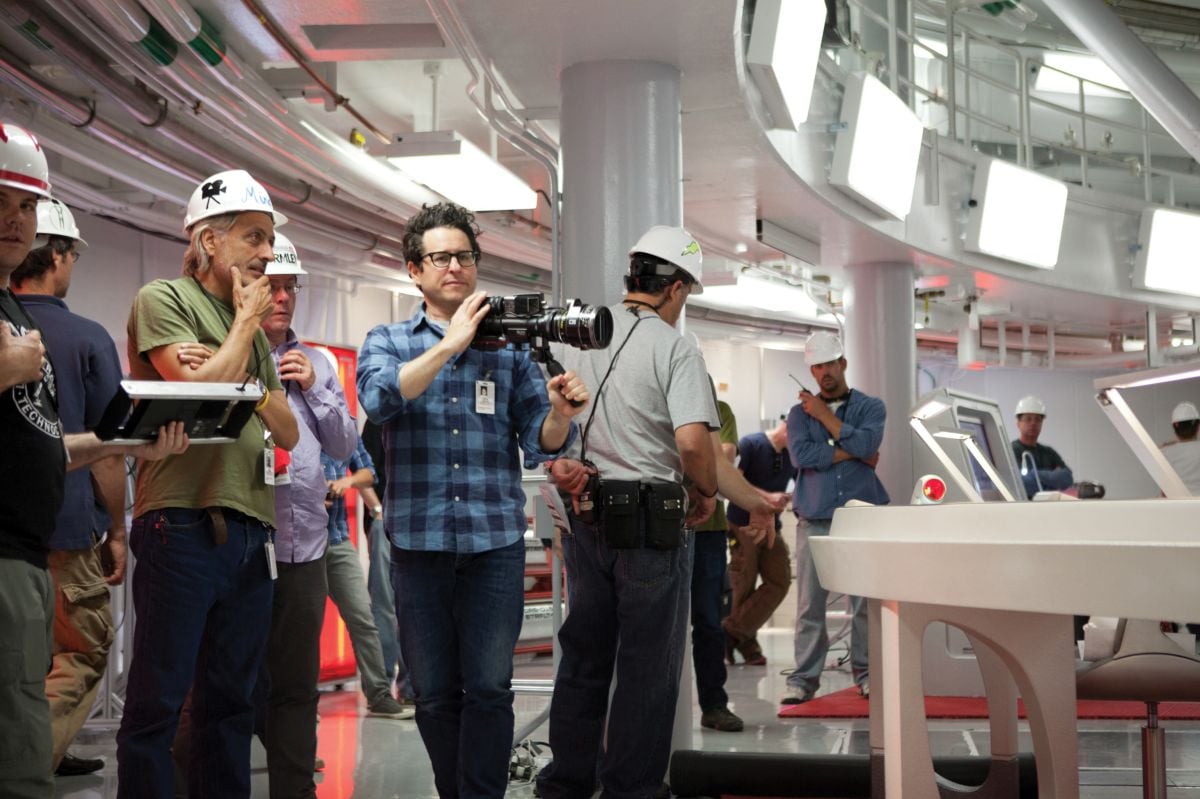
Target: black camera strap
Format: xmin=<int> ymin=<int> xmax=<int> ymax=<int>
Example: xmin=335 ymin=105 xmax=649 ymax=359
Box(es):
xmin=579 ymin=303 xmax=653 ymax=465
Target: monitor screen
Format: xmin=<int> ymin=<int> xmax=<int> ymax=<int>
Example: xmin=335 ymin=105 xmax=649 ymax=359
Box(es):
xmin=957 ymin=414 xmax=1005 ymax=501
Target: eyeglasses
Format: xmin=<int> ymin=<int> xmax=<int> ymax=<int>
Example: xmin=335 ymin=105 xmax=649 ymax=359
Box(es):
xmin=269 ymin=282 xmax=302 ymax=296
xmin=422 ymin=250 xmax=480 ymax=269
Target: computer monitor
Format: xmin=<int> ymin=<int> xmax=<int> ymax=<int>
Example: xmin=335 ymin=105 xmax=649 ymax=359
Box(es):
xmin=911 ymin=388 xmax=1024 ymax=503
xmin=957 ymin=412 xmax=1003 ymax=500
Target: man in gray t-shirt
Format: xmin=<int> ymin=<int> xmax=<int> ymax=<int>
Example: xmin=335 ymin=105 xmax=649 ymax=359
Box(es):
xmin=537 ymin=226 xmax=719 ymax=799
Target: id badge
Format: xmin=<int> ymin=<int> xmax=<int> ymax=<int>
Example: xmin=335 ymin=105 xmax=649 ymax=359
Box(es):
xmin=263 ymin=445 xmax=276 ymax=486
xmin=265 ymin=539 xmax=278 ymax=580
xmin=476 ymin=380 xmax=496 ymax=414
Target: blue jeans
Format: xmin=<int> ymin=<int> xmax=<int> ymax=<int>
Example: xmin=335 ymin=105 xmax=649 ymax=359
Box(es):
xmin=787 ymin=518 xmax=868 ymax=693
xmin=368 ymin=518 xmax=411 ymax=700
xmin=117 ymin=508 xmax=273 ymax=799
xmin=538 ymin=517 xmax=693 ymax=799
xmin=691 ymin=530 xmax=728 ymax=711
xmin=392 ymin=536 xmax=525 ymax=799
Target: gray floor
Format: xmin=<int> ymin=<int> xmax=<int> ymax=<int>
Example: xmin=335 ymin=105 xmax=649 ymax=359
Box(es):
xmin=56 ymin=518 xmax=1200 ymax=798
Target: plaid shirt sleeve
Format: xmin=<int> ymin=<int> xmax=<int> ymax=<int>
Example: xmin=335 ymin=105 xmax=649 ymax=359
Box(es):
xmin=357 ymin=322 xmax=412 ymax=425
xmin=510 ymin=348 xmax=578 ymax=468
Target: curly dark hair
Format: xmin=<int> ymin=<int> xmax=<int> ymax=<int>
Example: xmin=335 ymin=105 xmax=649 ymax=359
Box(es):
xmin=402 ymin=202 xmax=482 ymax=269
xmin=11 ymin=237 xmax=72 ymax=288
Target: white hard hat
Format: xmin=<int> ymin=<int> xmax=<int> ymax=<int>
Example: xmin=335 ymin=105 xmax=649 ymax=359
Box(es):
xmin=34 ymin=199 xmax=87 ymax=251
xmin=804 ymin=331 xmax=844 ymax=366
xmin=183 ymin=169 xmax=288 ymax=232
xmin=1172 ymin=401 xmax=1200 ymax=424
xmin=628 ymin=225 xmax=704 ymax=294
xmin=267 ymin=231 xmax=306 ymax=276
xmin=1015 ymin=395 xmax=1046 ymax=417
xmin=0 ymin=122 xmax=51 ymax=199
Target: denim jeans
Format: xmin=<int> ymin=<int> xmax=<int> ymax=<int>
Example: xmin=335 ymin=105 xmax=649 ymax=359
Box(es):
xmin=117 ymin=508 xmax=273 ymax=799
xmin=787 ymin=518 xmax=868 ymax=693
xmin=690 ymin=530 xmax=728 ymax=712
xmin=368 ymin=518 xmax=411 ymax=700
xmin=325 ymin=540 xmax=391 ymax=708
xmin=537 ymin=517 xmax=693 ymax=799
xmin=392 ymin=536 xmax=525 ymax=799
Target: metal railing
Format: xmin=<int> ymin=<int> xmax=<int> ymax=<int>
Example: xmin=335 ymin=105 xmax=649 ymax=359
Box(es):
xmin=841 ymin=0 xmax=1200 ymax=206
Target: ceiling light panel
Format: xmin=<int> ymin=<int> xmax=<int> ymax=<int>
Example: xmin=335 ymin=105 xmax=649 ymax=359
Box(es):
xmin=746 ymin=0 xmax=827 ymax=129
xmin=385 ymin=132 xmax=537 ymax=212
xmin=964 ymin=159 xmax=1068 ymax=269
xmin=1134 ymin=207 xmax=1200 ymax=295
xmin=830 ymin=72 xmax=924 ymax=220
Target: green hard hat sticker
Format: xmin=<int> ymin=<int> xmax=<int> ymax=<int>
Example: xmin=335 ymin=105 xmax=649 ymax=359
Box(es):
xmin=680 ymin=241 xmax=699 ymax=257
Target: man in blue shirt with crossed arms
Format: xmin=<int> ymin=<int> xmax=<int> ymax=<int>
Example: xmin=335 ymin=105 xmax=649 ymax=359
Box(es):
xmin=783 ymin=331 xmax=888 ymax=705
xmin=357 ymin=202 xmax=589 ymax=798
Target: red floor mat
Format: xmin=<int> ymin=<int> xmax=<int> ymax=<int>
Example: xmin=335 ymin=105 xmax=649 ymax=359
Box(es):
xmin=777 ymin=686 xmax=1200 ymax=719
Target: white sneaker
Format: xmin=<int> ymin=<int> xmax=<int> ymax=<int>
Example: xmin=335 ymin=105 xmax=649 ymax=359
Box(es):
xmin=781 ymin=686 xmax=815 ymax=705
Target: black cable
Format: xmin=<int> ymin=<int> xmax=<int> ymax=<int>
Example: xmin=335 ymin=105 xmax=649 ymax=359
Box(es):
xmin=578 ymin=304 xmax=654 ymax=465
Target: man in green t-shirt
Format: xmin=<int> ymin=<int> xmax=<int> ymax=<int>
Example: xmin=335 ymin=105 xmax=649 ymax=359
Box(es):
xmin=690 ymin=399 xmax=744 ymax=732
xmin=116 ymin=170 xmax=299 ymax=799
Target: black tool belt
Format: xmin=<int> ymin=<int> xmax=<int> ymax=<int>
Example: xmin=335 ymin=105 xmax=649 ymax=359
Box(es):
xmin=592 ymin=479 xmax=686 ymax=550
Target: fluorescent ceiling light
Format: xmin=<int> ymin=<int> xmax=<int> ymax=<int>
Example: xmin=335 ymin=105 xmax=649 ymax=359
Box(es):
xmin=696 ymin=274 xmax=820 ymax=319
xmin=746 ymin=0 xmax=827 ymax=129
xmin=964 ymin=158 xmax=1068 ymax=269
xmin=757 ymin=219 xmax=820 ymax=264
xmin=383 ymin=131 xmax=537 ymax=212
xmin=1133 ymin=207 xmax=1200 ymax=296
xmin=830 ymin=72 xmax=924 ymax=220
xmin=1035 ymin=53 xmax=1130 ymax=99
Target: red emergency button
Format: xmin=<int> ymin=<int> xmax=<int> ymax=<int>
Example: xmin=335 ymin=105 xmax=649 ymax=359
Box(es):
xmin=921 ymin=476 xmax=947 ymax=503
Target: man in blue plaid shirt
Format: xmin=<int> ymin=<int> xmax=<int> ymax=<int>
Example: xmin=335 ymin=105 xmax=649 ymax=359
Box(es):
xmin=357 ymin=202 xmax=589 ymax=798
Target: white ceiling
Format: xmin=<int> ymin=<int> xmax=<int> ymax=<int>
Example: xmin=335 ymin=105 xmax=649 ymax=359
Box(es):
xmin=6 ymin=0 xmax=1200 ymax=345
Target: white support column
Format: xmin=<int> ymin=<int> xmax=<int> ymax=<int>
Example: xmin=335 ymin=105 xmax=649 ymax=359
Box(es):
xmin=843 ymin=262 xmax=916 ymax=505
xmin=560 ymin=60 xmax=683 ymax=306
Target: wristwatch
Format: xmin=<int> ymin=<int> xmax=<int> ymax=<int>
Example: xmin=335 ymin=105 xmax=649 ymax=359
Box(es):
xmin=371 ymin=504 xmax=383 ymax=518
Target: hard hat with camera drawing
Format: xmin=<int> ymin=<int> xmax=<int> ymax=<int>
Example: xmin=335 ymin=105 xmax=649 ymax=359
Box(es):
xmin=804 ymin=331 xmax=844 ymax=366
xmin=628 ymin=225 xmax=704 ymax=294
xmin=1172 ymin=401 xmax=1200 ymax=424
xmin=183 ymin=169 xmax=288 ymax=232
xmin=267 ymin=232 xmax=307 ymax=276
xmin=34 ymin=199 xmax=87 ymax=251
xmin=0 ymin=122 xmax=51 ymax=199
xmin=1015 ymin=395 xmax=1047 ymax=417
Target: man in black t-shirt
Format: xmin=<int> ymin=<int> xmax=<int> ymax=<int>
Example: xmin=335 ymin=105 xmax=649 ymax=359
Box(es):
xmin=0 ymin=123 xmax=188 ymax=798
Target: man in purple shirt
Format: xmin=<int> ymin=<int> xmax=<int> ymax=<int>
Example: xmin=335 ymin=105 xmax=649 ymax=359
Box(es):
xmin=257 ymin=233 xmax=356 ymax=796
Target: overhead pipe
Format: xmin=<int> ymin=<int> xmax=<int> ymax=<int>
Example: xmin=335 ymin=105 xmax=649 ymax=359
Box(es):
xmin=23 ymin=0 xmax=194 ymax=112
xmin=0 ymin=12 xmax=416 ymax=245
xmin=135 ymin=0 xmax=291 ymax=121
xmin=1040 ymin=0 xmax=1200 ymax=163
xmin=237 ymin=0 xmax=388 ymax=144
xmin=0 ymin=72 xmax=401 ymax=257
xmin=18 ymin=0 xmax=552 ymax=271
xmin=32 ymin=0 xmax=430 ymax=225
xmin=425 ymin=0 xmax=562 ymax=295
xmin=3 ymin=0 xmax=170 ymax=127
xmin=0 ymin=47 xmax=200 ymax=184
